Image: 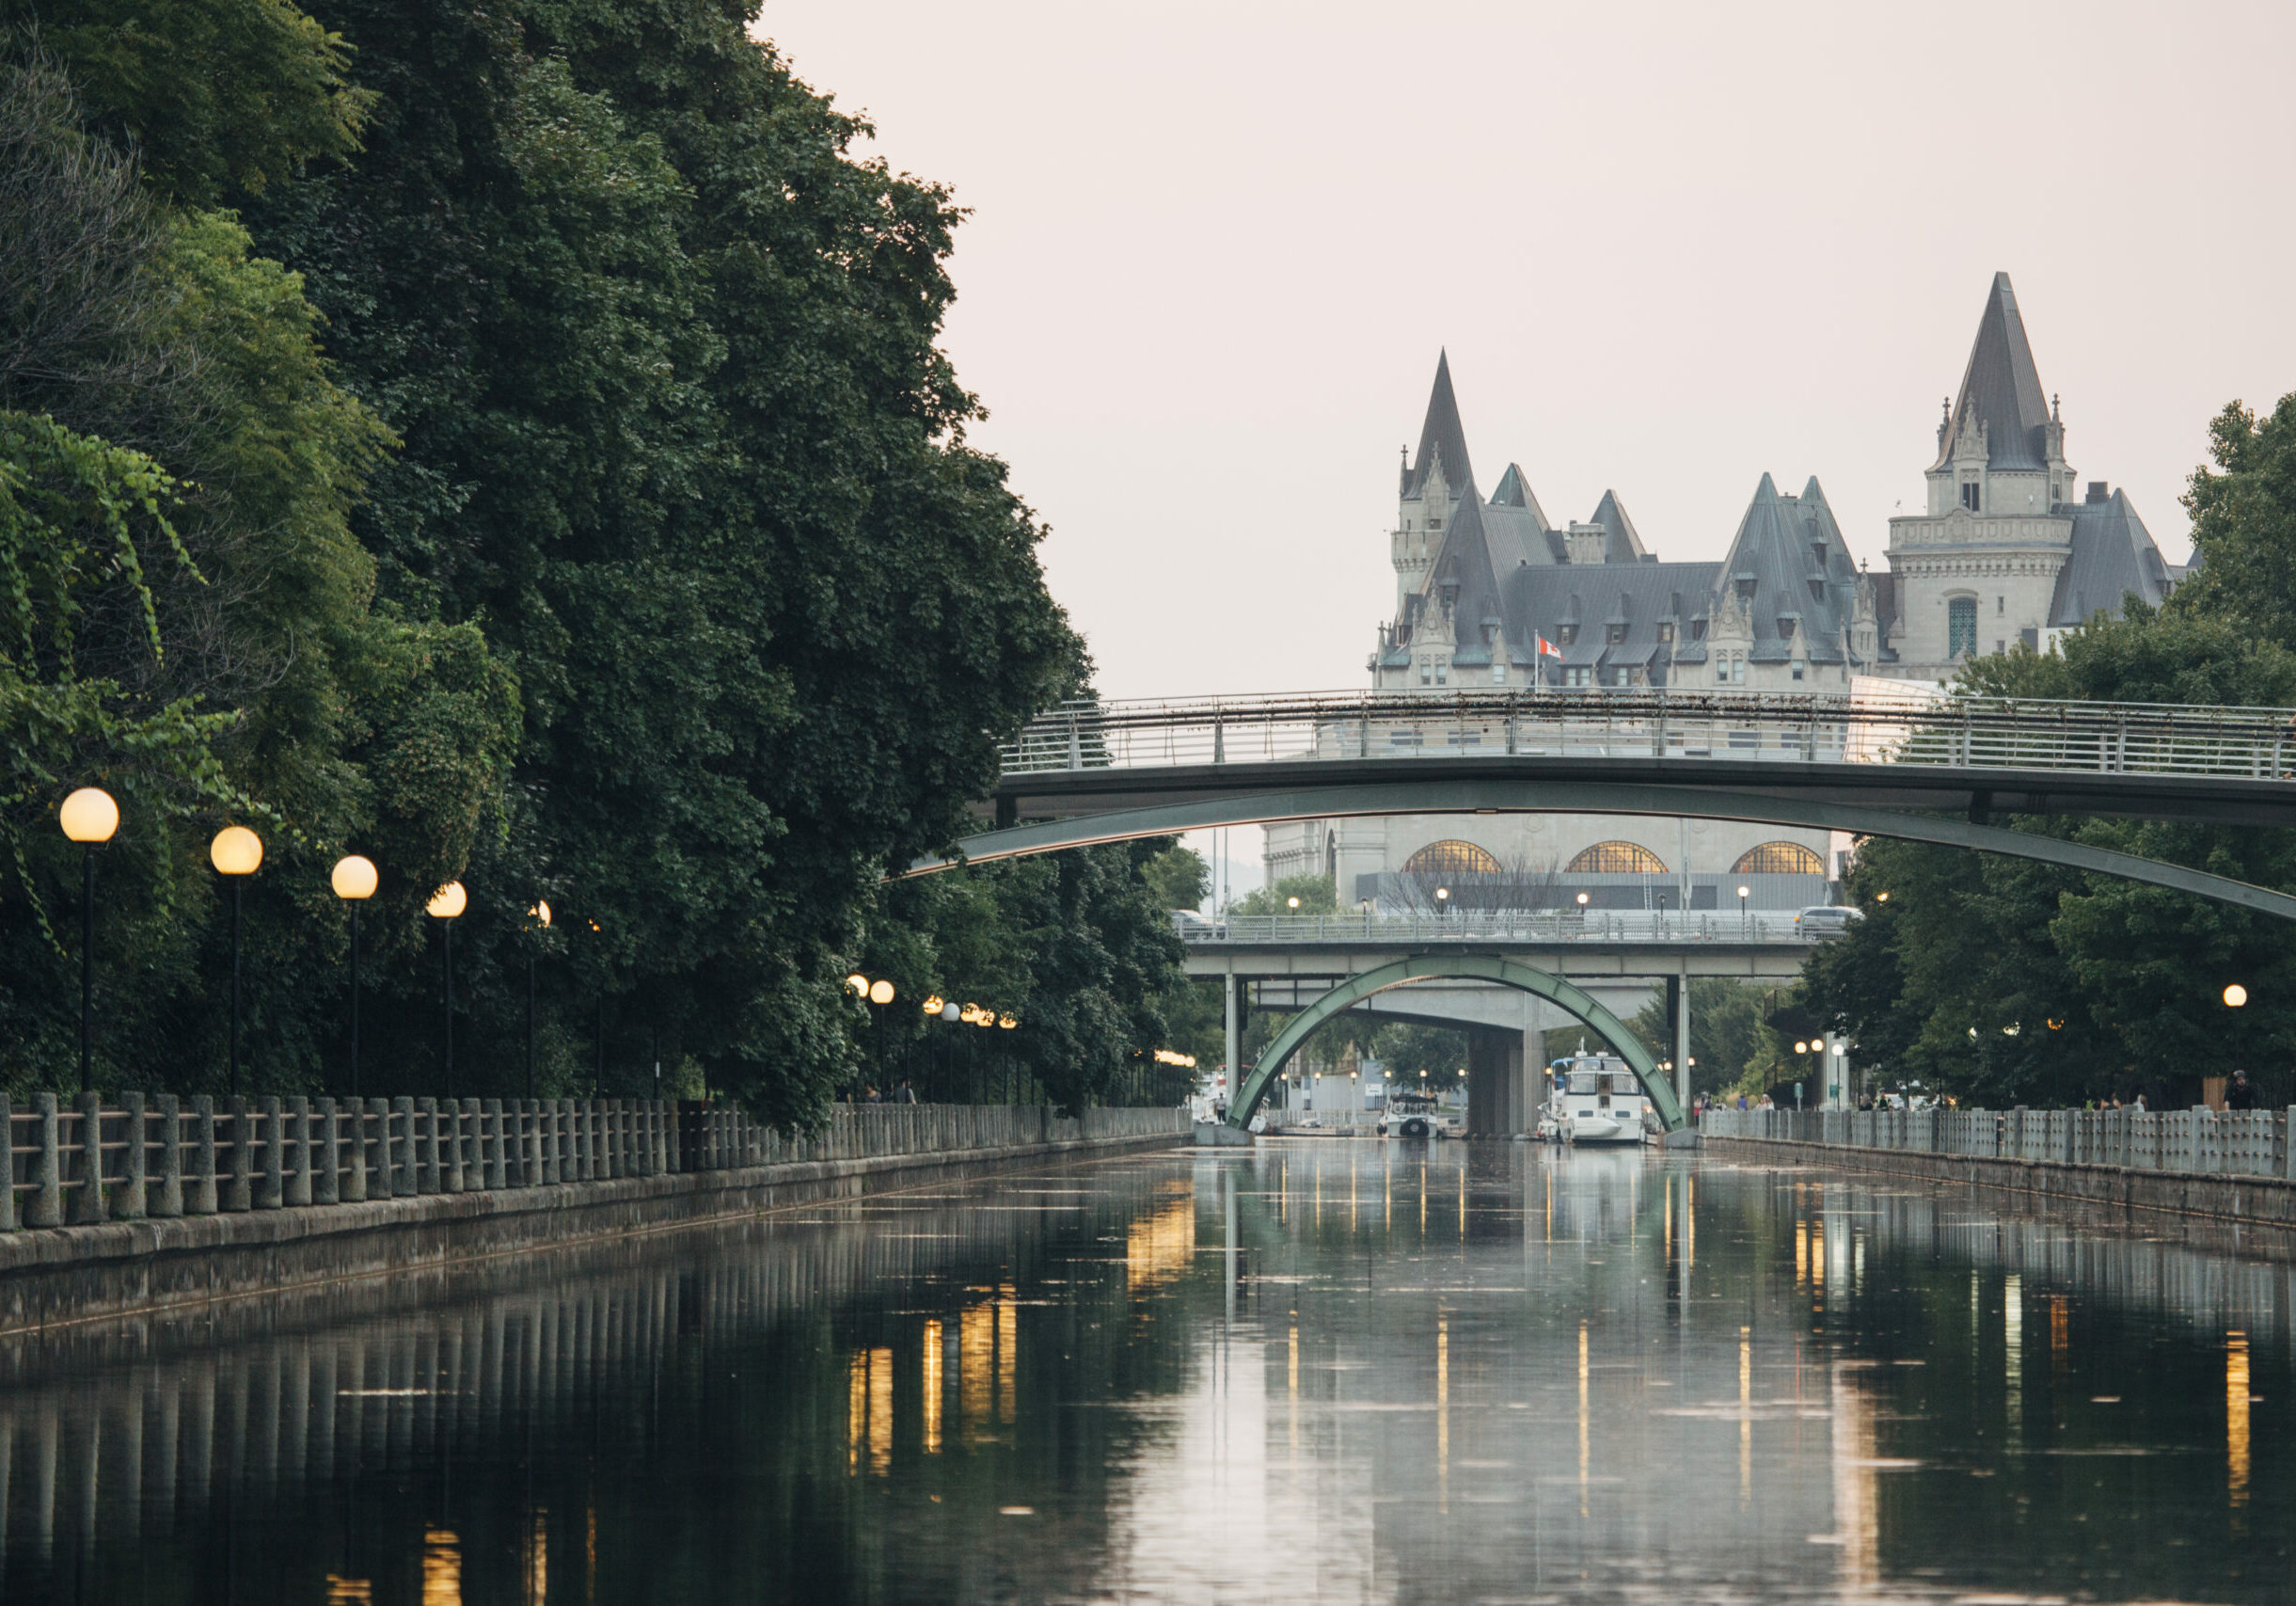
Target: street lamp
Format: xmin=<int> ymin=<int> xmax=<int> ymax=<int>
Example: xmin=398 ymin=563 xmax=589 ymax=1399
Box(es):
xmin=332 ymin=855 xmax=379 ymax=1096
xmin=210 ymin=826 xmax=263 ymax=1094
xmin=427 ymin=881 xmax=467 ymax=1097
xmin=2225 ymin=983 xmax=2249 ymax=1008
xmin=527 ymin=900 xmax=552 ymax=1098
xmin=1736 ymin=883 xmax=1750 ymax=935
xmin=60 ymin=787 xmax=119 ymax=1094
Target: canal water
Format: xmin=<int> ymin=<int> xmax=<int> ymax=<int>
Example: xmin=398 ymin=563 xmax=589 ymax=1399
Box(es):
xmin=0 ymin=1141 xmax=2288 ymax=1603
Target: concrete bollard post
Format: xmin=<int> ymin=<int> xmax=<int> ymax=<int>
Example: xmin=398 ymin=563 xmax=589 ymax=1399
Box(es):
xmin=339 ymin=1099 xmax=366 ymax=1202
xmin=388 ymin=1098 xmax=413 ymax=1195
xmin=68 ymin=1092 xmax=107 ymax=1225
xmin=543 ymin=1102 xmax=561 ymax=1185
xmin=515 ymin=1101 xmax=535 ymax=1186
xmin=287 ymin=1097 xmax=312 ymax=1207
xmin=27 ymin=1093 xmax=62 ymax=1228
xmin=257 ymin=1096 xmax=285 ymax=1209
xmin=313 ymin=1099 xmax=340 ymax=1205
xmin=648 ymin=1102 xmax=664 ymax=1176
xmin=365 ymin=1099 xmax=393 ymax=1200
xmin=2285 ymin=1108 xmax=2296 ymax=1181
xmin=481 ymin=1101 xmax=504 ymax=1189
xmin=188 ymin=1096 xmax=218 ymax=1215
xmin=417 ymin=1099 xmax=439 ymax=1194
xmin=0 ymin=1093 xmax=13 ymax=1232
xmin=442 ymin=1099 xmax=465 ymax=1193
xmin=222 ymin=1096 xmax=253 ymax=1213
xmin=584 ymin=1101 xmax=600 ymax=1181
xmin=601 ymin=1101 xmax=617 ymax=1179
xmin=462 ymin=1098 xmax=483 ymax=1190
xmin=114 ymin=1091 xmax=148 ymax=1220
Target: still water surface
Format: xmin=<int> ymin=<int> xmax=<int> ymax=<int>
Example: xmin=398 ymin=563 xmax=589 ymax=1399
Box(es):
xmin=0 ymin=1142 xmax=2288 ymax=1603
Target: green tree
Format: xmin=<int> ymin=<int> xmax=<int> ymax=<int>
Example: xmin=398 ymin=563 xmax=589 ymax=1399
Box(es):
xmin=1233 ymin=870 xmax=1338 ymax=916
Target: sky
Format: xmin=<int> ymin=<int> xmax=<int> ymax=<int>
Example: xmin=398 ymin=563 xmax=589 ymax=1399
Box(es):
xmin=755 ymin=3 xmax=2296 ymax=898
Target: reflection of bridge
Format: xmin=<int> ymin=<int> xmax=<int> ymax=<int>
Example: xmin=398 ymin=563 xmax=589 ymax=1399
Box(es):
xmin=918 ymin=688 xmax=2296 ymax=921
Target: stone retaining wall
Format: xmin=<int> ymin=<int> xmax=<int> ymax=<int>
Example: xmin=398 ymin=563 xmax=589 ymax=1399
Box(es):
xmin=1702 ymin=1134 xmax=2296 ymax=1231
xmin=0 ymin=1107 xmax=1188 ymax=1336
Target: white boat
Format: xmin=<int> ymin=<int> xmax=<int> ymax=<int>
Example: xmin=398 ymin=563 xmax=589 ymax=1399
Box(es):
xmin=1378 ymin=1090 xmax=1464 ymax=1139
xmin=1540 ymin=1053 xmax=1654 ymax=1146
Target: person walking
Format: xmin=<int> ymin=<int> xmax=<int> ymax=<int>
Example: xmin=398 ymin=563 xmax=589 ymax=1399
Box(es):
xmin=896 ymin=1079 xmax=919 ymax=1105
xmin=2226 ymin=1070 xmax=2259 ymax=1111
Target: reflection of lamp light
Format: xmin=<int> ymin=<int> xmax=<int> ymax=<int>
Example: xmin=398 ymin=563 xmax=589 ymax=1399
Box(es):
xmin=2225 ymin=983 xmax=2249 ymax=1008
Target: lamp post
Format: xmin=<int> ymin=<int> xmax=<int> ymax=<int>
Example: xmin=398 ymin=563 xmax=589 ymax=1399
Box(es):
xmin=427 ymin=881 xmax=468 ymax=1097
xmin=528 ymin=901 xmax=552 ymax=1099
xmin=59 ymin=787 xmax=119 ymax=1095
xmin=1736 ymin=883 xmax=1750 ymax=936
xmin=210 ymin=826 xmax=263 ymax=1094
xmin=332 ymin=855 xmax=379 ymax=1097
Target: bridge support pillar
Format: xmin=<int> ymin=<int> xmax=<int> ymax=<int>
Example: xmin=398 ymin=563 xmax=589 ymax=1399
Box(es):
xmin=1222 ymin=972 xmax=1241 ymax=1120
xmin=1671 ymin=967 xmax=1691 ymax=1118
xmin=1465 ymin=1026 xmax=1528 ymax=1137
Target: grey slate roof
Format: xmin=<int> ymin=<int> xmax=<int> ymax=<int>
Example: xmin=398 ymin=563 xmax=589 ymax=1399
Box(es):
xmin=1503 ymin=560 xmax=1720 ymax=682
xmin=1932 ymin=272 xmax=2054 ymax=473
xmin=1401 ymin=350 xmax=1475 ymax=500
xmin=1489 ymin=463 xmax=1550 ymax=529
xmin=2047 ymin=488 xmax=2173 ymax=627
xmin=1713 ymin=474 xmax=1860 ymax=664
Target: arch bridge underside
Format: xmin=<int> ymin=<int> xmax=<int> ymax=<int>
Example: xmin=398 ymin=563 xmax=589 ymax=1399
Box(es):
xmin=1233 ymin=955 xmax=1676 ymax=1134
xmin=911 ymin=778 xmax=2296 ymax=924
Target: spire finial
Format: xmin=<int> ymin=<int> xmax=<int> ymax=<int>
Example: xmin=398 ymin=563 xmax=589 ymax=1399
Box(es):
xmin=2051 ymin=392 xmax=2061 ymax=421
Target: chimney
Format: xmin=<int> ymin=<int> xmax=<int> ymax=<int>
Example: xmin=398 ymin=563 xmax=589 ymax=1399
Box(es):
xmin=1565 ymin=523 xmax=1607 ymax=565
xmin=2085 ymin=481 xmax=2109 ymax=503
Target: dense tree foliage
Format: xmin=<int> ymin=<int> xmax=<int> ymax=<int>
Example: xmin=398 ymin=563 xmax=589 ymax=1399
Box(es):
xmin=0 ymin=2 xmax=1183 ymax=1119
xmin=1789 ymin=411 xmax=2296 ymax=1105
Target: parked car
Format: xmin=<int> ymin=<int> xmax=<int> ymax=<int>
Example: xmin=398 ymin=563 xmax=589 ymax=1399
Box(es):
xmin=1794 ymin=905 xmax=1863 ymax=939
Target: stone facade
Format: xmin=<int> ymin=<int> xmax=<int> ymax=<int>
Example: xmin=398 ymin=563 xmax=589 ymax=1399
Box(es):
xmin=1264 ymin=274 xmax=2178 ymax=903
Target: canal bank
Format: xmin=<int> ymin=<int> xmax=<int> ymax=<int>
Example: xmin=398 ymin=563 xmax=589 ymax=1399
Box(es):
xmin=1703 ymin=1132 xmax=2296 ymax=1237
xmin=0 ymin=1104 xmax=1186 ymax=1336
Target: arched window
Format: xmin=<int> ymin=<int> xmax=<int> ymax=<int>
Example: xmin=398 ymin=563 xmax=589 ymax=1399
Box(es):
xmin=1402 ymin=840 xmax=1502 ymax=878
xmin=1732 ymin=841 xmax=1826 ymax=875
xmin=1564 ymin=841 xmax=1668 ymax=875
xmin=1948 ymin=596 xmax=1978 ymax=659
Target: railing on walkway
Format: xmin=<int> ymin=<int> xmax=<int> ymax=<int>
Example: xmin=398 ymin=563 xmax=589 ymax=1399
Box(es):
xmin=1003 ymin=689 xmax=2296 ymax=780
xmin=1702 ymin=1104 xmax=2296 ymax=1180
xmin=0 ymin=1093 xmax=1189 ymax=1232
xmin=1184 ymin=910 xmax=1829 ymax=945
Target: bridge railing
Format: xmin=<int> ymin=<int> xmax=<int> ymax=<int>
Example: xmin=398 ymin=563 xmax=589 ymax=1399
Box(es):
xmin=0 ymin=1092 xmax=1188 ymax=1232
xmin=1181 ymin=910 xmax=1825 ymax=944
xmin=1000 ymin=689 xmax=2296 ymax=780
xmin=1702 ymin=1103 xmax=2296 ymax=1179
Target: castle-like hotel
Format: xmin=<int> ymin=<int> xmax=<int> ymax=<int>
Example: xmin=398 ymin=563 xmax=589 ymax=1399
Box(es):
xmin=1271 ymin=273 xmax=2183 ymax=905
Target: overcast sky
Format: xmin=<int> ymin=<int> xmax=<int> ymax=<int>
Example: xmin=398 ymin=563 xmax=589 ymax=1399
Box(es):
xmin=758 ymin=1 xmax=2296 ymax=706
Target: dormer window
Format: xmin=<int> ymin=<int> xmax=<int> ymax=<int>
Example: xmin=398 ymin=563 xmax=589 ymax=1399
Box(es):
xmin=1656 ymin=622 xmax=1674 ymax=644
xmin=1778 ymin=616 xmax=1796 ymax=640
xmin=1559 ymin=625 xmax=1577 ymax=646
xmin=1606 ymin=623 xmax=1626 ymax=645
xmin=1960 ymin=482 xmax=1981 ymax=512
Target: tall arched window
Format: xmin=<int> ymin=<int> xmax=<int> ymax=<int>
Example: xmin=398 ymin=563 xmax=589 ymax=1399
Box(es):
xmin=1401 ymin=840 xmax=1502 ymax=878
xmin=1564 ymin=841 xmax=1668 ymax=874
xmin=1948 ymin=596 xmax=1978 ymax=659
xmin=1732 ymin=841 xmax=1826 ymax=875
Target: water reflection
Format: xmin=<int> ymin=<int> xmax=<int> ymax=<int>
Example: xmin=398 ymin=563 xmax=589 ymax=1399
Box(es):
xmin=0 ymin=1142 xmax=2288 ymax=1601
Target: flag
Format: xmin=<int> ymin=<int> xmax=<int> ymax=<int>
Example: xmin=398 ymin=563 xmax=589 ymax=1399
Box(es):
xmin=1536 ymin=634 xmax=1562 ymax=660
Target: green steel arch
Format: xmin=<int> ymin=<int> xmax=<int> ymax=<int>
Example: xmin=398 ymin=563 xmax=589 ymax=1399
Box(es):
xmin=1229 ymin=954 xmax=1683 ymax=1134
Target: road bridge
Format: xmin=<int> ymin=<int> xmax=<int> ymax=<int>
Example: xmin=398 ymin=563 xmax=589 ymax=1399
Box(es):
xmin=914 ymin=689 xmax=2296 ymax=921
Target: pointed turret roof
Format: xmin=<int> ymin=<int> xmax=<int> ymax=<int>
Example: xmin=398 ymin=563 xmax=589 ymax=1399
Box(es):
xmin=1932 ymin=272 xmax=2053 ymax=472
xmin=1489 ymin=463 xmax=1549 ymax=528
xmin=1716 ymin=473 xmax=1860 ymax=663
xmin=2048 ymin=487 xmax=2173 ymax=627
xmin=1401 ymin=350 xmax=1475 ymax=500
xmin=1585 ymin=489 xmax=1648 ymax=563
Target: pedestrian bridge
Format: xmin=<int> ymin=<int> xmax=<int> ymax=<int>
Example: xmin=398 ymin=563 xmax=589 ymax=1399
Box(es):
xmin=1180 ymin=910 xmax=1817 ymax=982
xmin=911 ymin=687 xmax=2296 ymax=921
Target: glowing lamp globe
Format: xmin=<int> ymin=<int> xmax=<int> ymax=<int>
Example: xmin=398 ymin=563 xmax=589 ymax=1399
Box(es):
xmin=59 ymin=787 xmax=119 ymax=844
xmin=923 ymin=994 xmax=945 ymax=1014
xmin=210 ymin=825 xmax=263 ymax=876
xmin=868 ymin=979 xmax=895 ymax=1005
xmin=999 ymin=1013 xmax=1018 ymax=1029
xmin=532 ymin=899 xmax=552 ymax=929
xmin=2225 ymin=983 xmax=2249 ymax=1009
xmin=331 ymin=855 xmax=379 ymax=900
xmin=941 ymin=1002 xmax=959 ymax=1022
xmin=847 ymin=973 xmax=869 ymax=994
xmin=426 ymin=881 xmax=468 ymax=919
